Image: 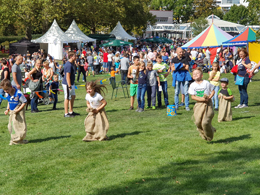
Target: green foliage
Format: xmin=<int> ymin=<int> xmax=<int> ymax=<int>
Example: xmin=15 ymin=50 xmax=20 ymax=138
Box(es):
xmin=212 ymin=7 xmax=224 ymax=20
xmin=191 ymin=17 xmax=209 ymax=36
xmin=0 ymin=35 xmax=42 ymax=44
xmin=1 ymin=73 xmax=260 ymax=194
xmin=245 ymin=0 xmax=260 ymax=25
xmin=193 ymin=0 xmax=217 ymax=19
xmin=223 ymin=5 xmax=251 ymax=25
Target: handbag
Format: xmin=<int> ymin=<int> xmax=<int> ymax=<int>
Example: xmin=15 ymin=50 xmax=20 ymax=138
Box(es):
xmin=84 ymin=62 xmax=88 ymax=71
xmin=231 ymin=65 xmax=238 ymax=74
xmin=235 ymin=75 xmax=244 ymax=85
xmin=29 ymin=79 xmax=41 ymax=91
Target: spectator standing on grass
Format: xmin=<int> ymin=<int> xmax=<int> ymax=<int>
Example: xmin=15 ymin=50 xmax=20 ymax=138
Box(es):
xmin=62 ymin=51 xmax=80 ymax=118
xmin=11 ymin=55 xmax=23 ymax=90
xmin=119 ymin=53 xmax=130 ymax=83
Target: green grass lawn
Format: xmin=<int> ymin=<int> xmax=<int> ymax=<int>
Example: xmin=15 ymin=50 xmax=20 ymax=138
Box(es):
xmin=0 ymin=72 xmax=260 ymax=195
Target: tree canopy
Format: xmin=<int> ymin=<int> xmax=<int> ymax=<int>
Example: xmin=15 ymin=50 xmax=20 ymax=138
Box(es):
xmin=0 ymin=0 xmax=155 ymax=39
xmin=190 ymin=17 xmax=209 ymax=36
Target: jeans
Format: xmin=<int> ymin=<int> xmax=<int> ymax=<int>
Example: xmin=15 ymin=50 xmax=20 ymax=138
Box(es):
xmin=157 ymin=81 xmax=169 ymax=107
xmin=238 ymin=76 xmax=250 ymax=106
xmin=53 ymin=93 xmax=58 ymax=109
xmin=108 ymin=61 xmax=112 ymax=72
xmin=147 ymin=85 xmax=156 ymax=107
xmin=31 ymin=93 xmax=39 ymax=111
xmin=212 ymin=85 xmax=219 ymax=109
xmin=175 ymin=80 xmax=189 ymax=108
xmin=121 ymin=70 xmax=128 ymax=83
xmin=0 ymin=88 xmax=5 ymax=105
xmin=77 ymin=67 xmax=86 ymax=82
xmin=137 ymin=83 xmax=147 ymax=109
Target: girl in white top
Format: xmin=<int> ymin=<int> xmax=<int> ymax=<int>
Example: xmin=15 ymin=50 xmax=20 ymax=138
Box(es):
xmin=83 ymin=81 xmax=109 ymax=142
xmin=208 ymin=62 xmax=220 ymax=110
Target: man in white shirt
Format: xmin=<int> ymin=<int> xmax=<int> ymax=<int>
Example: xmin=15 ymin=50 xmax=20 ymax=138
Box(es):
xmin=190 ymin=48 xmax=198 ymax=60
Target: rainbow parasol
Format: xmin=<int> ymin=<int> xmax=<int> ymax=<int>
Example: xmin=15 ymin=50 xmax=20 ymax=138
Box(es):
xmin=223 ymin=27 xmax=256 ymax=44
xmin=182 ymin=24 xmax=233 ymax=49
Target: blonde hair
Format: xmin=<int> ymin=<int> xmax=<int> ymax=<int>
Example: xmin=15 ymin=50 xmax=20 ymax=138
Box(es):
xmin=194 ymin=67 xmax=203 ymax=74
xmin=43 ymin=61 xmax=49 ymax=66
xmin=212 ymin=62 xmax=220 ymax=71
xmin=147 ymin=61 xmax=153 ymax=67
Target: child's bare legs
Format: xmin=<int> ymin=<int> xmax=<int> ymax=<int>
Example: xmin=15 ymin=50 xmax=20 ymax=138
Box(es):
xmin=130 ymin=95 xmax=135 ymax=108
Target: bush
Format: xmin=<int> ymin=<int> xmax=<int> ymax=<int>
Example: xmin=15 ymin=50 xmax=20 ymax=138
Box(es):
xmin=0 ymin=34 xmax=42 ymax=44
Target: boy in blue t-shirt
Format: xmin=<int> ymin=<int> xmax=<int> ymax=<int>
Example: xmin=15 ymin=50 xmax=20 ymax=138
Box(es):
xmin=0 ymin=79 xmax=28 ymax=145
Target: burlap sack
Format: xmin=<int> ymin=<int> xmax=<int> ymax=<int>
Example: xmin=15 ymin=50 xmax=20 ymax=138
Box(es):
xmin=8 ymin=106 xmax=27 ymax=145
xmin=218 ymin=94 xmax=232 ymax=122
xmin=83 ymin=108 xmax=109 ymax=141
xmin=193 ymin=99 xmax=215 ymax=141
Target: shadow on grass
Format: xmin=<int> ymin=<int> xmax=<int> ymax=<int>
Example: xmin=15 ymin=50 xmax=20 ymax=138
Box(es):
xmin=232 ymin=116 xmax=255 ymax=121
xmin=108 ymin=131 xmax=144 ymax=141
xmin=208 ymin=134 xmax=251 ymax=144
xmin=29 ymin=135 xmax=71 ymax=143
xmin=95 ymin=146 xmax=260 ymax=195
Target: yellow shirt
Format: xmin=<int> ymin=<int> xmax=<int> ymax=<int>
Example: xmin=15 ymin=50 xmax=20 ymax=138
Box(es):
xmin=209 ymin=71 xmax=220 ymax=86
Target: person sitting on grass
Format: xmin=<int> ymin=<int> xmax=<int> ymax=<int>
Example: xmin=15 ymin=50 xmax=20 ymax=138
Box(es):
xmin=188 ymin=67 xmax=216 ymax=141
xmin=83 ymin=81 xmax=109 ymax=142
xmin=127 ymin=56 xmax=140 ymax=110
xmin=218 ymin=78 xmax=234 ymax=122
xmin=0 ymin=79 xmax=28 ymax=145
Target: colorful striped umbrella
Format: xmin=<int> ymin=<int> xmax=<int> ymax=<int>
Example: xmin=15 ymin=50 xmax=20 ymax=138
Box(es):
xmin=182 ymin=24 xmax=233 ymax=49
xmin=223 ymin=27 xmax=256 ymax=44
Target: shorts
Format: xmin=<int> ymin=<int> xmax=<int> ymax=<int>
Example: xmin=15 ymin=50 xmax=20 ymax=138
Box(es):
xmin=130 ymin=84 xmax=138 ymax=96
xmin=62 ymin=84 xmax=76 ymax=100
xmin=89 ymin=63 xmax=94 ymax=71
xmin=103 ymin=62 xmax=108 ymax=68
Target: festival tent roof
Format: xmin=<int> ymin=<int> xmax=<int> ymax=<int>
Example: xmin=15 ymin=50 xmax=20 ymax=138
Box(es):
xmin=110 ymin=22 xmax=136 ymax=41
xmin=100 ymin=40 xmax=133 ymax=47
xmin=65 ymin=20 xmax=96 ymax=43
xmin=31 ymin=19 xmax=76 ymax=44
xmin=223 ymin=27 xmax=256 ymax=44
xmin=181 ymin=24 xmax=233 ymax=49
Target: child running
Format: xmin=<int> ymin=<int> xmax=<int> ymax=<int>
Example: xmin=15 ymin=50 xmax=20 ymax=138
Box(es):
xmin=136 ymin=61 xmax=147 ymax=112
xmin=208 ymin=62 xmax=220 ymax=111
xmin=0 ymin=79 xmax=28 ymax=145
xmin=188 ymin=67 xmax=216 ymax=141
xmin=83 ymin=81 xmax=109 ymax=142
xmin=146 ymin=61 xmax=160 ymax=109
xmin=218 ymin=78 xmax=234 ymax=122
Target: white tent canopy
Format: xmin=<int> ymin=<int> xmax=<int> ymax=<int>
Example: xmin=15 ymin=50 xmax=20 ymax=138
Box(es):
xmin=65 ymin=20 xmax=96 ymax=48
xmin=110 ymin=21 xmax=136 ymax=41
xmin=32 ymin=19 xmax=77 ymax=60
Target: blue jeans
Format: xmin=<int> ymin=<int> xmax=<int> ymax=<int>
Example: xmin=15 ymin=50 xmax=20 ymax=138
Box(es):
xmin=147 ymin=85 xmax=156 ymax=107
xmin=175 ymin=80 xmax=189 ymax=108
xmin=157 ymin=81 xmax=169 ymax=107
xmin=212 ymin=85 xmax=219 ymax=109
xmin=53 ymin=93 xmax=58 ymax=109
xmin=238 ymin=76 xmax=250 ymax=106
xmin=137 ymin=83 xmax=147 ymax=109
xmin=0 ymin=88 xmax=5 ymax=105
xmin=107 ymin=61 xmax=112 ymax=72
xmin=31 ymin=93 xmax=39 ymax=111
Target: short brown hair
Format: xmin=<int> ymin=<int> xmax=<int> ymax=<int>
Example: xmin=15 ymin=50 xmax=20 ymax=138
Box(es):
xmin=0 ymin=79 xmax=12 ymax=89
xmin=156 ymin=54 xmax=162 ymax=59
xmin=147 ymin=61 xmax=153 ymax=67
xmin=238 ymin=48 xmax=249 ymax=57
xmin=68 ymin=51 xmax=76 ymax=59
xmin=194 ymin=67 xmax=203 ymax=74
xmin=43 ymin=61 xmax=49 ymax=66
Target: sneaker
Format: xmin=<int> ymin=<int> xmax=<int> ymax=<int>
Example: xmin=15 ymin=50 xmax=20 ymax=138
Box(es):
xmin=129 ymin=106 xmax=133 ymax=110
xmin=52 ymin=108 xmax=57 ymax=110
xmin=146 ymin=106 xmax=151 ymax=109
xmin=239 ymin=104 xmax=248 ymax=108
xmin=185 ymin=107 xmax=190 ymax=111
xmin=179 ymin=102 xmax=185 ymax=107
xmin=152 ymin=106 xmax=156 ymax=110
xmin=138 ymin=108 xmax=144 ymax=112
xmin=31 ymin=110 xmax=38 ymax=113
xmin=64 ymin=114 xmax=75 ymax=118
xmin=70 ymin=111 xmax=80 ymax=115
xmin=135 ymin=108 xmax=140 ymax=112
xmin=234 ymin=104 xmax=242 ymax=108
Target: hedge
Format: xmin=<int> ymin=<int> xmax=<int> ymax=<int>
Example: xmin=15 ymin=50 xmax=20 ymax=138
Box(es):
xmin=0 ymin=34 xmax=42 ymax=44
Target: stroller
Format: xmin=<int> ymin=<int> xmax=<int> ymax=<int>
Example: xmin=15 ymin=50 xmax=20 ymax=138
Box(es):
xmin=194 ymin=59 xmax=209 ymax=73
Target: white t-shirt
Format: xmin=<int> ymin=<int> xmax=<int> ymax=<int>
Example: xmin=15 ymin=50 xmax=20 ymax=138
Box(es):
xmin=108 ymin=54 xmax=113 ymax=62
xmin=206 ymin=50 xmax=211 ymax=59
xmin=85 ymin=92 xmax=103 ymax=109
xmin=49 ymin=62 xmax=55 ymax=72
xmin=191 ymin=50 xmax=198 ymax=58
xmin=188 ymin=80 xmax=215 ymax=97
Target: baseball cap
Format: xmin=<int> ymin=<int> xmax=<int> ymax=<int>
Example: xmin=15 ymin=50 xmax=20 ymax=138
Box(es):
xmin=220 ymin=78 xmax=229 ymax=83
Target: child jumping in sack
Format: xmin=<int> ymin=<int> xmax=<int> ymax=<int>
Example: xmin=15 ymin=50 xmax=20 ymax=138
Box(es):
xmin=0 ymin=79 xmax=28 ymax=145
xmin=188 ymin=67 xmax=216 ymax=141
xmin=218 ymin=78 xmax=234 ymax=122
xmin=83 ymin=81 xmax=109 ymax=142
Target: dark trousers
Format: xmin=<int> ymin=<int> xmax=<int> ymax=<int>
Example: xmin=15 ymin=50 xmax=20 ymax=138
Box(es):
xmin=53 ymin=93 xmax=58 ymax=109
xmin=77 ymin=67 xmax=86 ymax=82
xmin=238 ymin=76 xmax=249 ymax=106
xmin=147 ymin=85 xmax=156 ymax=107
xmin=121 ymin=70 xmax=128 ymax=84
xmin=156 ymin=81 xmax=169 ymax=107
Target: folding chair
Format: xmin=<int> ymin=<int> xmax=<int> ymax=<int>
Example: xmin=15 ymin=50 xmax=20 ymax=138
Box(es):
xmin=109 ymin=78 xmax=129 ymax=99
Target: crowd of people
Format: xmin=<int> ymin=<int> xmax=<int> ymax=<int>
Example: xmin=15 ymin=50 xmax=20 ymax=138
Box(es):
xmin=1 ymin=37 xmax=260 ymax=144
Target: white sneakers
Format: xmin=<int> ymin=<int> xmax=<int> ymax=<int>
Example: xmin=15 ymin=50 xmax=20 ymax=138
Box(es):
xmin=235 ymin=104 xmax=248 ymax=108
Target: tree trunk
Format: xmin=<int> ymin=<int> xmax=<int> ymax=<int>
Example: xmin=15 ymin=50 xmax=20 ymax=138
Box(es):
xmin=25 ymin=25 xmax=32 ymax=40
xmin=91 ymin=25 xmax=96 ymax=34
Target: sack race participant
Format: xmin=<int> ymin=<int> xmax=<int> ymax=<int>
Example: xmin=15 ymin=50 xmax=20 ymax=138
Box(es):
xmin=188 ymin=67 xmax=216 ymax=141
xmin=218 ymin=78 xmax=234 ymax=122
xmin=83 ymin=81 xmax=109 ymax=142
xmin=0 ymin=79 xmax=28 ymax=145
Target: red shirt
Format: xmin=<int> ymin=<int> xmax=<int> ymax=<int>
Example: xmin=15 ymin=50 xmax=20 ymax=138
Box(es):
xmin=82 ymin=50 xmax=86 ymax=56
xmin=103 ymin=52 xmax=108 ymax=63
